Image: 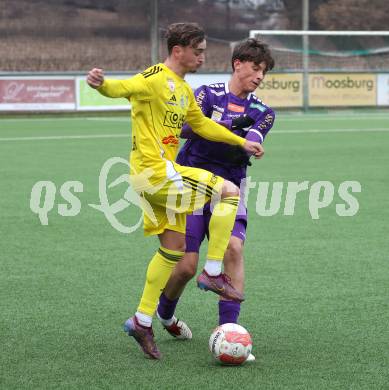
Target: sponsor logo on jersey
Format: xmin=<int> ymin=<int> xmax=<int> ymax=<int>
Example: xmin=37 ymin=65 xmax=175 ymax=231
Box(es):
xmin=180 ymin=95 xmax=189 ymax=109
xmin=249 ymin=102 xmax=266 ymax=112
xmin=166 ymin=94 xmax=178 ymax=106
xmin=162 ymin=134 xmax=179 ymax=146
xmin=227 ymin=103 xmax=245 ymax=113
xmin=163 ymin=110 xmax=185 ymax=129
xmin=212 ymin=104 xmax=224 ymax=112
xmin=211 ymin=110 xmax=222 ymax=121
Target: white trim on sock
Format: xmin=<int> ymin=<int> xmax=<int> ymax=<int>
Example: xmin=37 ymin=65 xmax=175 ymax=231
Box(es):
xmin=157 ymin=312 xmax=175 ymax=327
xmin=135 ymin=312 xmax=152 ymax=327
xmin=204 ymin=259 xmax=222 ymax=276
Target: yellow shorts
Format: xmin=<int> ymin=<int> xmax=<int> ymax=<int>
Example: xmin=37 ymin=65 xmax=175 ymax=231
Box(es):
xmin=138 ymin=162 xmax=224 ymax=236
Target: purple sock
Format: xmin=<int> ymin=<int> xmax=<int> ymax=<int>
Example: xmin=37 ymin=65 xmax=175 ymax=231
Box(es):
xmin=218 ymin=300 xmax=241 ymax=325
xmin=157 ymin=292 xmax=179 ymax=320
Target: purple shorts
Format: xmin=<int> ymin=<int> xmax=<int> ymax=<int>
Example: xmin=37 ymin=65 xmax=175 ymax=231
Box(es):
xmin=185 ymin=201 xmax=247 ymax=253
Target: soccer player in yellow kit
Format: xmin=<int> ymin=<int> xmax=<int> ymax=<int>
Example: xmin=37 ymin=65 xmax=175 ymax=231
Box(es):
xmin=87 ymin=23 xmax=264 ymax=359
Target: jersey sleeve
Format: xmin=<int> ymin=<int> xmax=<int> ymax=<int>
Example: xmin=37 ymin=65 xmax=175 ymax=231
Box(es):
xmin=246 ymin=108 xmax=275 ymax=144
xmin=97 ymin=73 xmax=152 ymax=100
xmin=185 ymin=89 xmax=245 ymax=147
xmin=194 ymin=85 xmax=212 ymax=115
xmin=181 ymin=85 xmax=212 ymax=139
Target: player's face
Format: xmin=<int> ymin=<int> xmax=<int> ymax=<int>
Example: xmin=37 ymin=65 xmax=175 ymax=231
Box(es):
xmin=177 ymin=40 xmax=206 ymax=73
xmin=234 ymin=60 xmax=267 ymax=93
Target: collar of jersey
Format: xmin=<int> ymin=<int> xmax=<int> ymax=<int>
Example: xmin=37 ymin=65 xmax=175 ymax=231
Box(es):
xmin=159 ymin=63 xmax=185 ymax=81
xmin=224 ymin=81 xmax=252 ymax=101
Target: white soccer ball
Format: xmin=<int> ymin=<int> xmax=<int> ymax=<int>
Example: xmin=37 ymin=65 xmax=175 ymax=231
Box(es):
xmin=209 ymin=323 xmax=252 ymax=365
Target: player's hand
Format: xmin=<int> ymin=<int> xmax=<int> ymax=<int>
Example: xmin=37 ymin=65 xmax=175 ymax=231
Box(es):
xmin=231 ymin=115 xmax=255 ymax=130
xmin=87 ymin=68 xmax=105 ymax=89
xmin=242 ymin=140 xmax=264 ymax=159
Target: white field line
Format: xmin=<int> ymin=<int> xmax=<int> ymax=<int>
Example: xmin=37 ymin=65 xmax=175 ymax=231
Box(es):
xmin=86 ymin=114 xmax=389 ymax=122
xmin=0 ymin=127 xmax=388 ymax=142
xmin=1 ymin=112 xmax=389 ymax=123
xmin=0 ymin=117 xmax=129 ymax=122
xmin=277 ymin=116 xmax=389 ymax=122
xmin=275 ymin=128 xmax=389 ymax=134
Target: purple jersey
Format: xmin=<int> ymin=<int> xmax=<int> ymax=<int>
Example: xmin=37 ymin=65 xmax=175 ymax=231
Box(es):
xmin=177 ymin=82 xmax=275 ymax=186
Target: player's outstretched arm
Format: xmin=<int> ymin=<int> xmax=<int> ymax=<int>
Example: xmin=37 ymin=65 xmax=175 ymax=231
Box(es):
xmin=86 ymin=68 xmax=147 ymax=99
xmin=180 ymin=119 xmax=232 ymax=140
xmin=87 ymin=68 xmax=105 ymax=89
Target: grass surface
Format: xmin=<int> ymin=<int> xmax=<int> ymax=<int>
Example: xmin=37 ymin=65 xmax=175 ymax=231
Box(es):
xmin=0 ymin=111 xmax=388 ymax=389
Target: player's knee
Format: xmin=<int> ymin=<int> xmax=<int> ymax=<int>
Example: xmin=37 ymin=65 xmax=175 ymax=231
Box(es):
xmin=178 ymin=260 xmax=197 ymax=282
xmin=226 ymin=239 xmax=244 ymax=261
xmin=175 ymin=250 xmax=199 ymax=282
xmin=221 ymin=180 xmax=239 ymax=198
xmin=159 ymin=230 xmax=186 ymax=253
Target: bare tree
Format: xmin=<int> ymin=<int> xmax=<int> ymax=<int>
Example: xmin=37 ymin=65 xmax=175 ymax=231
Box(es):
xmin=314 ymin=0 xmax=389 ymax=30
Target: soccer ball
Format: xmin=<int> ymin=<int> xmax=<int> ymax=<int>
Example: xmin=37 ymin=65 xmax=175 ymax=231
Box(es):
xmin=209 ymin=323 xmax=252 ymax=365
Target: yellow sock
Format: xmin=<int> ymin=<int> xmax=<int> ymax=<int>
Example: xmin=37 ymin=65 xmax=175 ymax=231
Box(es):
xmin=207 ymin=196 xmax=240 ymax=260
xmin=137 ymin=246 xmax=184 ymax=317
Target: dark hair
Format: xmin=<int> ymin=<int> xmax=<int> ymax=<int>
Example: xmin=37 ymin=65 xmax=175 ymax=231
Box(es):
xmin=165 ymin=23 xmax=205 ymax=54
xmin=231 ymin=38 xmax=275 ymax=72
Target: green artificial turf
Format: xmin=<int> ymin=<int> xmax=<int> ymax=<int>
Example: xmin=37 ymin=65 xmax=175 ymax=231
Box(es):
xmin=0 ymin=111 xmax=388 ymax=389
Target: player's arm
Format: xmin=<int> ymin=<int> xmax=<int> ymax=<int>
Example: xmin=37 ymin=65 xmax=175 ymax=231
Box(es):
xmin=181 ymin=120 xmax=231 ymax=139
xmin=186 ymin=104 xmax=244 ymax=146
xmin=86 ymin=68 xmax=151 ymax=99
xmin=246 ymin=109 xmax=276 ymax=144
xmin=185 ymin=92 xmax=264 ymax=157
xmin=227 ymin=109 xmax=275 ymax=166
xmin=180 ymin=85 xmax=233 ymax=139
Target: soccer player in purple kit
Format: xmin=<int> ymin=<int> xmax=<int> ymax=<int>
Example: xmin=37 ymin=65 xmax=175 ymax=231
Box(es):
xmin=156 ymin=38 xmax=275 ymax=361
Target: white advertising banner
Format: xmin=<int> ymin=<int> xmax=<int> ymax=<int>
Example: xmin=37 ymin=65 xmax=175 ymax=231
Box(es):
xmin=185 ymin=73 xmax=230 ymax=90
xmin=377 ymin=74 xmax=389 ymax=106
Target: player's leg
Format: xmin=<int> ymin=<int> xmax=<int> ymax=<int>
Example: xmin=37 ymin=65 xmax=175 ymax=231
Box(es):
xmin=156 ymin=251 xmax=198 ymax=340
xmin=144 ymin=163 xmax=242 ymax=308
xmin=174 ymin=164 xmax=243 ymax=301
xmin=204 ymin=178 xmax=240 ymax=275
xmin=156 ymin=211 xmax=208 ymax=338
xmin=124 ymin=205 xmax=186 ymax=359
xmin=135 ymin=228 xmax=185 ymax=325
xmin=176 ymin=164 xmax=240 ymax=275
xmin=218 ymin=208 xmax=247 ymax=324
xmin=196 ymin=179 xmax=244 ymax=301
xmin=218 ymin=235 xmax=244 ymax=326
xmin=159 ymin=210 xmax=208 ymax=300
xmin=217 ymin=218 xmax=255 ymax=362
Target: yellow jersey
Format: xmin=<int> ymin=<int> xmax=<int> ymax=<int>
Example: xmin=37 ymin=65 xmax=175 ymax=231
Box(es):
xmin=98 ymin=63 xmax=245 ymax=188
